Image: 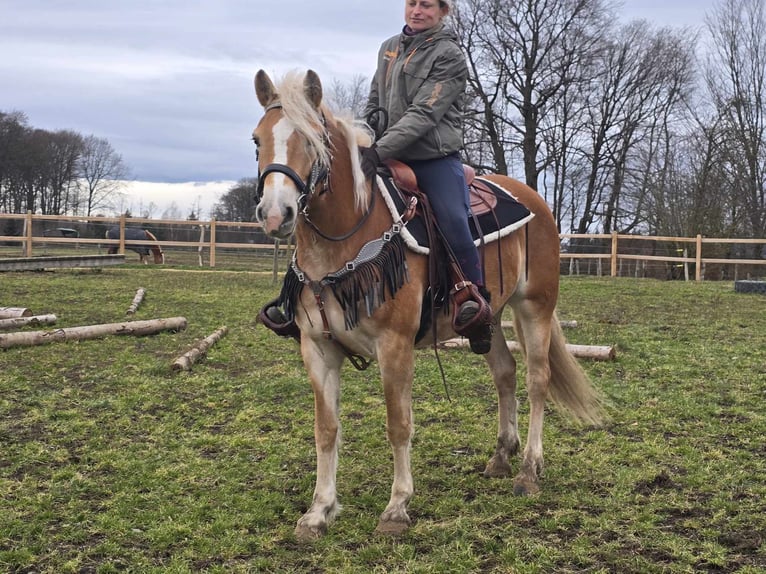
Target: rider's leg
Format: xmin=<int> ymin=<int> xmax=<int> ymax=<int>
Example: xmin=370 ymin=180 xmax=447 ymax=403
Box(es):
xmin=406 ymin=154 xmax=493 ymax=353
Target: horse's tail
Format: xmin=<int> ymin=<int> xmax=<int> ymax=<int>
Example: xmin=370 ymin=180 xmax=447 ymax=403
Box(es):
xmin=144 ymin=230 xmax=164 ymax=264
xmin=517 ymin=311 xmax=605 ymax=425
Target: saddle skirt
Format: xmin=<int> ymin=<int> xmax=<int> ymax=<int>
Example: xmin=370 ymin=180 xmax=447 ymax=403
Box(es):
xmin=379 ymin=160 xmax=535 ymax=255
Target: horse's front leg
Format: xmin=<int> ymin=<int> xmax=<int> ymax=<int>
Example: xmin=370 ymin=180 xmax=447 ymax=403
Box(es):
xmin=375 ymin=335 xmax=414 ymax=535
xmin=294 ymin=338 xmax=344 ymax=542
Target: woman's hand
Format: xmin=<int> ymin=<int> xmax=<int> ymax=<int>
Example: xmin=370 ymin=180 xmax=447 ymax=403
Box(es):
xmin=359 ymin=145 xmax=380 ymax=180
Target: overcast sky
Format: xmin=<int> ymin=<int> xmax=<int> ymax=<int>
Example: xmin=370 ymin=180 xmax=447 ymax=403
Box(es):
xmin=0 ymin=0 xmax=714 ymax=217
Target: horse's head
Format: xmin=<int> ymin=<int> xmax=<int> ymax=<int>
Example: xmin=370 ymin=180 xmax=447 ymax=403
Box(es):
xmin=252 ymin=69 xmax=330 ymax=239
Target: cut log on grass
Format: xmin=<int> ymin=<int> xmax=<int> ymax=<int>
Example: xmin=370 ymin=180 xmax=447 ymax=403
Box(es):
xmin=501 ymin=320 xmax=577 ymax=329
xmin=126 ymin=287 xmax=147 ymax=315
xmin=0 ymin=307 xmax=32 ymax=319
xmin=171 ymin=326 xmax=229 ymax=372
xmin=441 ymin=338 xmax=615 ymax=361
xmin=0 ymin=314 xmax=57 ymax=331
xmin=0 ymin=317 xmax=187 ymax=349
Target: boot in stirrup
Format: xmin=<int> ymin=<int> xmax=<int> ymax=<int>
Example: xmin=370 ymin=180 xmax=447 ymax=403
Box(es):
xmin=258 ymin=297 xmax=301 ymax=341
xmin=451 ymin=282 xmax=493 ymax=354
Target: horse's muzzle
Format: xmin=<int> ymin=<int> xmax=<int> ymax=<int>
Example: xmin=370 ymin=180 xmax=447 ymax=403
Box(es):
xmin=258 ymin=202 xmax=296 ymax=239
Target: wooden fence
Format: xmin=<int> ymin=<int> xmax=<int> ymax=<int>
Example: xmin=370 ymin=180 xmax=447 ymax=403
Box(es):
xmin=1 ymin=212 xmax=764 ymax=280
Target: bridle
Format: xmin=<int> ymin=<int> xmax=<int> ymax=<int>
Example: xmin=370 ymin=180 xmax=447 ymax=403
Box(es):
xmin=254 ymin=102 xmax=375 ymax=242
xmin=255 ymin=161 xmax=328 ymax=214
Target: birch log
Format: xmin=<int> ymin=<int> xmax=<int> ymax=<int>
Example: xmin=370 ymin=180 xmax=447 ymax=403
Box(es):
xmin=171 ymin=326 xmax=229 ymax=371
xmin=441 ymin=338 xmax=615 ymax=361
xmin=0 ymin=317 xmax=187 ymax=349
xmin=126 ymin=288 xmax=147 ymax=315
xmin=0 ymin=307 xmax=32 ymax=319
xmin=501 ymin=320 xmax=577 ymax=329
xmin=0 ymin=314 xmax=57 ymax=331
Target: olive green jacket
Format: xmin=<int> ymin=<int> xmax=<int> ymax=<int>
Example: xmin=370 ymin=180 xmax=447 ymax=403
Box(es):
xmin=364 ymin=22 xmax=467 ymax=161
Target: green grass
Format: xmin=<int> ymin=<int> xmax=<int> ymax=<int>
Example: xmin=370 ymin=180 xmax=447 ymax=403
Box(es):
xmin=1 ymin=270 xmax=764 ymax=573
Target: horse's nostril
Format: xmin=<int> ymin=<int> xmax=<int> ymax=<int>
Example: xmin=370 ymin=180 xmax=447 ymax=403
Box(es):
xmin=255 ymin=206 xmax=264 ymax=223
xmin=284 ymin=205 xmax=295 ymax=222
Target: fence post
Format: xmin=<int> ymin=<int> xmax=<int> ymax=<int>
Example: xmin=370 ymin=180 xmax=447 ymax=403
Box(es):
xmin=610 ymin=232 xmax=618 ymax=277
xmin=197 ymin=224 xmax=205 ymax=267
xmin=24 ymin=211 xmax=33 ymax=256
xmin=209 ymin=218 xmax=217 ymax=268
xmin=25 ymin=211 xmax=34 ymax=257
xmin=119 ymin=214 xmax=126 ymax=254
xmin=695 ymin=234 xmax=702 ymax=281
xmin=272 ymin=240 xmax=280 ymax=284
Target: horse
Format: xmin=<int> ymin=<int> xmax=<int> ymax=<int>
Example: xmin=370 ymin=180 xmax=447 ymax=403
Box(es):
xmin=105 ymin=227 xmax=164 ymax=264
xmin=252 ymin=69 xmax=603 ymax=541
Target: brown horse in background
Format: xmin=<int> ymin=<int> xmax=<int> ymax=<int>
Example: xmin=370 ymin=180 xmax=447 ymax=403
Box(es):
xmin=105 ymin=227 xmax=164 ymax=264
xmin=252 ymin=69 xmax=602 ymax=540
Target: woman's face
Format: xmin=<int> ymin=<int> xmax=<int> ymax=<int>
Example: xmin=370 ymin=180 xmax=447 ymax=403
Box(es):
xmin=405 ymin=0 xmax=448 ymax=32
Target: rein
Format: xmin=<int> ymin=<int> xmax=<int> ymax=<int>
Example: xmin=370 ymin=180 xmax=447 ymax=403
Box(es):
xmin=303 ymin=182 xmax=377 ymax=242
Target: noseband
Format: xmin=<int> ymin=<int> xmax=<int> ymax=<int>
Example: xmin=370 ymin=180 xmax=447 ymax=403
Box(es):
xmin=255 ymin=161 xmax=328 ymax=213
xmin=254 ymin=101 xmax=329 ymax=212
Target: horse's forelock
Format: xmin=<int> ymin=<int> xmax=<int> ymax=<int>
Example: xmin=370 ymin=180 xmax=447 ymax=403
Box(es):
xmin=275 ymin=72 xmax=331 ymax=166
xmin=275 ymin=71 xmax=373 ymax=211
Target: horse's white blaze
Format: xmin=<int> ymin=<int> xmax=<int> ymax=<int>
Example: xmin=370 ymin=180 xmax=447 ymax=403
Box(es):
xmin=261 ymin=117 xmax=299 ymax=234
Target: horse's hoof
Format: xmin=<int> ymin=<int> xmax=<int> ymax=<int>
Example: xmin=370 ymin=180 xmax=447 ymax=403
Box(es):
xmin=512 ymin=475 xmax=541 ymax=496
xmin=375 ymin=517 xmax=410 ymax=536
xmin=483 ymin=456 xmax=512 ymax=478
xmin=294 ymin=522 xmax=326 ymax=543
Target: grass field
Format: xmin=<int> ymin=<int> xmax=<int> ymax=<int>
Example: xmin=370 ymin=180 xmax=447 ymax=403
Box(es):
xmin=1 ymin=267 xmax=764 ymax=573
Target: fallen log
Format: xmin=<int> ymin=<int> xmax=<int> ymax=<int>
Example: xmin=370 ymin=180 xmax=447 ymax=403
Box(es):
xmin=126 ymin=287 xmax=147 ymax=315
xmin=171 ymin=326 xmax=229 ymax=372
xmin=0 ymin=307 xmax=32 ymax=319
xmin=0 ymin=314 xmax=57 ymax=331
xmin=441 ymin=338 xmax=615 ymax=361
xmin=0 ymin=317 xmax=187 ymax=349
xmin=501 ymin=320 xmax=578 ymax=329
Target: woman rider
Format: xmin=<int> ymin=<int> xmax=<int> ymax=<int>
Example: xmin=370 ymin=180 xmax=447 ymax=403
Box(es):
xmin=360 ymin=0 xmax=493 ymax=353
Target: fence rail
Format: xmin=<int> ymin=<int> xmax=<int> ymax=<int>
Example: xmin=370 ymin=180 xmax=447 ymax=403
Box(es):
xmin=1 ymin=212 xmax=764 ymax=280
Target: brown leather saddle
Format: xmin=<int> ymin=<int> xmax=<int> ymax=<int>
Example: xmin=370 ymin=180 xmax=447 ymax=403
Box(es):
xmin=384 ymin=159 xmax=498 ymax=217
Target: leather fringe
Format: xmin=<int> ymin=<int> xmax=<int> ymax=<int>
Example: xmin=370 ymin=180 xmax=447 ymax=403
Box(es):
xmin=275 ymin=234 xmax=409 ymax=332
xmin=329 ymin=234 xmax=409 ymax=330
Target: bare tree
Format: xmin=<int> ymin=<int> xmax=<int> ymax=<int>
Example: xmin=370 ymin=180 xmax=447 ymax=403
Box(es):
xmin=455 ymin=0 xmax=608 ymax=191
xmin=704 ymin=0 xmax=766 ymax=237
xmin=0 ymin=111 xmax=30 ymax=214
xmin=573 ymin=22 xmax=696 ymax=234
xmin=77 ymin=135 xmax=129 ymax=216
xmin=325 ymin=75 xmax=370 ymax=119
xmin=43 ymin=130 xmax=84 ymax=215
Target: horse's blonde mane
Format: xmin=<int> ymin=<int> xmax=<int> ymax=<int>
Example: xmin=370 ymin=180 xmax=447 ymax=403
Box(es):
xmin=274 ymin=71 xmax=373 ymax=211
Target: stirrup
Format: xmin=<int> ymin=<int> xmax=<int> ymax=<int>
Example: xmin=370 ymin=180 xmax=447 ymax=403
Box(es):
xmin=258 ymin=298 xmax=301 ymax=341
xmin=450 ymin=282 xmax=493 ymax=354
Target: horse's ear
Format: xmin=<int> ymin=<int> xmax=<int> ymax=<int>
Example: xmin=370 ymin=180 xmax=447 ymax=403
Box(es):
xmin=255 ymin=69 xmax=278 ymax=108
xmin=304 ymin=69 xmax=323 ymax=109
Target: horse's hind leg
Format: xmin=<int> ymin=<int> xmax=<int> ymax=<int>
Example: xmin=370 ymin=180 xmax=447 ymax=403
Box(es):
xmin=294 ymin=340 xmax=344 ymax=541
xmin=512 ymin=302 xmax=553 ymax=496
xmin=483 ymin=320 xmax=521 ymax=478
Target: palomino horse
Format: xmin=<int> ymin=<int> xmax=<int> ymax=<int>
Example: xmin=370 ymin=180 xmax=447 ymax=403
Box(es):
xmin=253 ymin=69 xmax=602 ymax=540
xmin=105 ymin=227 xmax=164 ymax=264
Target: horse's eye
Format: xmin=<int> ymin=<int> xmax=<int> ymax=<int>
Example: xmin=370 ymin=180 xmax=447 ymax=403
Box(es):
xmin=252 ymin=136 xmax=260 ymax=160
